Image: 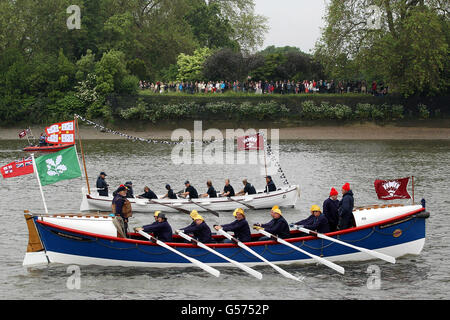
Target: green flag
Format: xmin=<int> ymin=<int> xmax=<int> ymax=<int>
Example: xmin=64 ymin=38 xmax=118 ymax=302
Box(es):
xmin=35 ymin=146 xmax=82 ymax=186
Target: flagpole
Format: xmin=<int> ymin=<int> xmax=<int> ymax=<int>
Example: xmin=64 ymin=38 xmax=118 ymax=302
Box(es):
xmin=75 ymin=116 xmax=90 ymax=194
xmin=412 ymin=175 xmax=415 ymax=205
xmin=259 ymin=132 xmax=268 ymax=177
xmin=31 ymin=153 xmax=48 ymax=214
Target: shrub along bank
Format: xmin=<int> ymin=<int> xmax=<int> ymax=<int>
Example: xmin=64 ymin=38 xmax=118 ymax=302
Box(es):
xmin=111 ymin=93 xmax=449 ymax=124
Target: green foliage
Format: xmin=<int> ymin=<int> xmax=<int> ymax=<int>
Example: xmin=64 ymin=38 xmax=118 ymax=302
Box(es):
xmin=176 ymin=47 xmax=213 ymax=82
xmin=418 ymin=104 xmax=430 ymax=120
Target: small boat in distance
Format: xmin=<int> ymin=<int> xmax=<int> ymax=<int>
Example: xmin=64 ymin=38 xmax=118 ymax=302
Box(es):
xmin=23 ymin=143 xmax=75 ymax=153
xmin=80 ymin=185 xmax=300 ymax=213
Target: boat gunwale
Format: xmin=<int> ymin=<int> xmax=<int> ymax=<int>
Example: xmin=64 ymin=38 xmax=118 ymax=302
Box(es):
xmin=34 ymin=206 xmax=426 ymax=249
xmin=84 ymin=185 xmax=299 ymax=205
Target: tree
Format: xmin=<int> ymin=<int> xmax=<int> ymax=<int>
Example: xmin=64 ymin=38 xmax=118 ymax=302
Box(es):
xmin=208 ymin=0 xmax=269 ymax=53
xmin=315 ymin=0 xmax=449 ymax=96
xmin=176 ymin=47 xmax=213 ymax=82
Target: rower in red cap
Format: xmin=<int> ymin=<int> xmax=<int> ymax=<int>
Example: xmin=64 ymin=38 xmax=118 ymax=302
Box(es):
xmin=323 ymin=187 xmax=339 ymax=232
xmin=338 ymin=183 xmax=355 ymax=230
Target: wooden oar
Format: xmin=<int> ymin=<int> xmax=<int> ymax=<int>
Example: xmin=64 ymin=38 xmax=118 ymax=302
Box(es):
xmin=257 ymin=229 xmax=345 ymax=275
xmin=189 ymin=199 xmax=220 ymax=217
xmin=137 ymin=230 xmax=220 ymax=277
xmin=176 ymin=231 xmax=263 ymax=280
xmin=216 ymin=229 xmax=304 ymax=282
xmin=227 ymin=197 xmax=256 ymax=210
xmin=294 ymin=226 xmax=396 ymax=264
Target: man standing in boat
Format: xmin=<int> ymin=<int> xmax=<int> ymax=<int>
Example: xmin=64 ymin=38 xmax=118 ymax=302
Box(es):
xmin=236 ymin=179 xmax=257 ymax=196
xmin=264 ymin=176 xmax=277 ymax=193
xmin=214 ymin=208 xmax=251 ymax=242
xmin=112 ymin=185 xmax=132 ymax=238
xmin=180 ymin=180 xmax=199 ymax=199
xmin=323 ymin=187 xmax=339 ymax=232
xmin=220 ymin=179 xmax=235 ymax=197
xmin=254 ymin=207 xmax=290 ymax=240
xmin=124 ymin=181 xmax=134 ymax=198
xmin=96 ymin=172 xmax=109 ymax=197
xmin=200 ymin=180 xmax=217 ymax=198
xmin=337 ymin=183 xmax=355 ymax=230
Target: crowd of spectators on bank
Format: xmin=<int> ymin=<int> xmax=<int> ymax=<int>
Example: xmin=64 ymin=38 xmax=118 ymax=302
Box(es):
xmin=139 ymin=79 xmax=389 ymax=96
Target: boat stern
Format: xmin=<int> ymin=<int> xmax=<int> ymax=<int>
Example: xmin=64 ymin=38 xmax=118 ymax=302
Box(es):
xmin=23 ymin=213 xmax=48 ymax=267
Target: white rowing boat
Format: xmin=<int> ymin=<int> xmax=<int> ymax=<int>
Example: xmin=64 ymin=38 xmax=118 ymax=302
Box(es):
xmin=79 ymin=185 xmax=300 ymax=213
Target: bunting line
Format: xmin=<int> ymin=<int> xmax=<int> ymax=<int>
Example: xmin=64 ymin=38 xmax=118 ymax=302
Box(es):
xmin=75 ymin=114 xmax=290 ymax=185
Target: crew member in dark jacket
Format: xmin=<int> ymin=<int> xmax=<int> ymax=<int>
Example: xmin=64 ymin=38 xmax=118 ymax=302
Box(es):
xmin=201 ymin=180 xmax=217 ymax=198
xmin=293 ymin=205 xmax=330 ymax=234
xmin=323 ymin=187 xmax=340 ymax=232
xmin=264 ymin=176 xmax=277 ymax=193
xmin=236 ymin=179 xmax=257 ymax=196
xmin=96 ymin=172 xmax=109 ymax=196
xmin=112 ymin=186 xmax=132 ymax=237
xmin=162 ymin=184 xmax=178 ymax=199
xmin=181 ymin=181 xmax=199 ymax=199
xmin=221 ymin=179 xmax=235 ymax=197
xmin=135 ymin=213 xmax=173 ymax=242
xmin=254 ymin=207 xmax=290 ymax=239
xmin=138 ymin=186 xmax=158 ymax=200
xmin=179 ymin=212 xmax=213 ymax=243
xmin=214 ymin=208 xmax=251 ymax=242
xmin=338 ymin=183 xmax=355 ymax=230
xmin=124 ymin=181 xmax=134 ymax=198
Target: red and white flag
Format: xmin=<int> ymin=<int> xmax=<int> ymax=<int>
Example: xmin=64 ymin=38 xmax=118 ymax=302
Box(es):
xmin=237 ymin=133 xmax=264 ymax=151
xmin=45 ymin=120 xmax=75 ymax=144
xmin=374 ymin=177 xmax=411 ymax=200
xmin=1 ymin=157 xmax=34 ymax=179
xmin=18 ymin=129 xmax=28 ymax=139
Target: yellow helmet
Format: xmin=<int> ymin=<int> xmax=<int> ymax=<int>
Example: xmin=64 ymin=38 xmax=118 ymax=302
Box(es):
xmin=154 ymin=211 xmax=161 ymax=217
xmin=272 ymin=205 xmax=279 ymax=210
xmin=272 ymin=208 xmax=282 ymax=216
xmin=310 ymin=205 xmax=321 ymax=212
xmin=190 ymin=210 xmax=199 ymax=219
xmin=233 ymin=208 xmax=245 ymax=217
xmin=193 ymin=214 xmax=204 ymax=221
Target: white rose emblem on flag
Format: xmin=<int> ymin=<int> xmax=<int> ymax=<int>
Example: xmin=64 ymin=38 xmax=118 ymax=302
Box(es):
xmin=46 ymin=155 xmax=68 ymax=176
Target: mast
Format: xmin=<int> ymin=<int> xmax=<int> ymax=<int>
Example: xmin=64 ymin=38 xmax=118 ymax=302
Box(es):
xmin=75 ymin=116 xmax=91 ymax=194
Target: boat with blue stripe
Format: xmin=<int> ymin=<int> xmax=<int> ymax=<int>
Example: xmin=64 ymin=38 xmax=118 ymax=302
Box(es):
xmin=23 ymin=204 xmax=429 ymax=272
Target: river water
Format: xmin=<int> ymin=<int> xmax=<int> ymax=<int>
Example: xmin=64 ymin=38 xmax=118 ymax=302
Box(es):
xmin=0 ymin=138 xmax=449 ymax=301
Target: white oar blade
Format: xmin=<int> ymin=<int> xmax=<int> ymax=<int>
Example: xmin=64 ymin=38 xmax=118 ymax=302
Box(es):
xmin=177 ymin=231 xmax=263 ymax=280
xmin=297 ymin=227 xmax=396 ymax=264
xmin=218 ymin=229 xmax=303 ymax=282
xmin=138 ymin=230 xmax=220 ymax=278
xmin=260 ymin=230 xmax=345 ymax=275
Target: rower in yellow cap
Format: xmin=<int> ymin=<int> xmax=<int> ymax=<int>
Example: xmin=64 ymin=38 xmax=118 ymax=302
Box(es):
xmin=214 ymin=208 xmax=251 ymax=242
xmin=254 ymin=206 xmax=290 ymax=240
xmin=291 ymin=205 xmax=330 ymax=234
xmin=179 ymin=211 xmax=213 ymax=243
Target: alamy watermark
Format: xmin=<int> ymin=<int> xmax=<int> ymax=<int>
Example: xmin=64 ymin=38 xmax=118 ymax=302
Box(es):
xmin=170 ymin=121 xmax=280 ymax=176
xmin=66 ymin=5 xmax=81 ymax=30
xmin=366 ymin=265 xmax=381 ymax=290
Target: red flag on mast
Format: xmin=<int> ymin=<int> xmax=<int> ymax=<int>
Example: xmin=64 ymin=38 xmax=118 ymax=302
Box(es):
xmin=45 ymin=120 xmax=75 ymax=144
xmin=237 ymin=133 xmax=264 ymax=151
xmin=1 ymin=157 xmax=34 ymax=179
xmin=374 ymin=177 xmax=411 ymax=200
